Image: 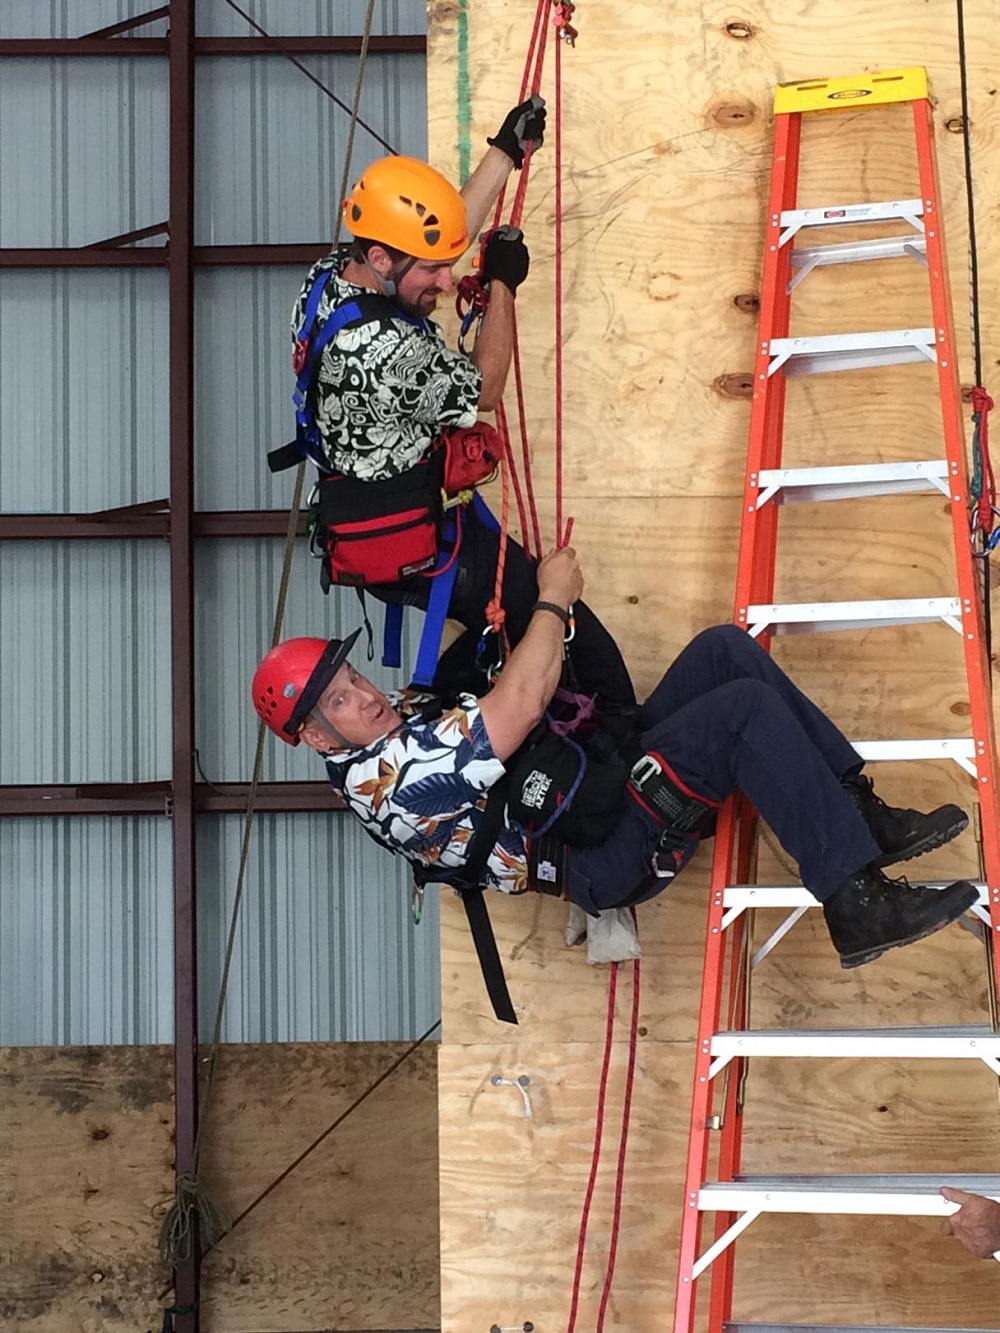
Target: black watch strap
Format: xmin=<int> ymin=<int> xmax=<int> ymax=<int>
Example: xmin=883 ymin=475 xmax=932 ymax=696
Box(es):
xmin=532 ymin=600 xmax=570 ymax=625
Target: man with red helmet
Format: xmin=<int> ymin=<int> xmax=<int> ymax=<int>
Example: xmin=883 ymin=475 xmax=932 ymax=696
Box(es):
xmin=252 ymin=547 xmax=975 ymax=992
xmin=277 ymin=98 xmax=634 ymax=708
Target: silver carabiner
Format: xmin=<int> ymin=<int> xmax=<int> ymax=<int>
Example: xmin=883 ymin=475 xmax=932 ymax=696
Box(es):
xmin=410 ymin=882 xmax=425 ymax=925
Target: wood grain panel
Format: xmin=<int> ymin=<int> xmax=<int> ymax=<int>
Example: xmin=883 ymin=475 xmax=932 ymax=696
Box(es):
xmin=430 ymin=1 xmax=1000 ymax=1328
xmin=0 ymin=1044 xmax=438 ymax=1333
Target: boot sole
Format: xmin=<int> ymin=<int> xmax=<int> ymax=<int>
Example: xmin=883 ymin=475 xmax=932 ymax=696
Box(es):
xmin=839 ymin=882 xmax=978 ymax=969
xmin=871 ymin=811 xmax=969 ymax=870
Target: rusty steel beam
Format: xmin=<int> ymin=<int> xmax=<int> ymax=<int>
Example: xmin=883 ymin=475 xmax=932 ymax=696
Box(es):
xmin=0 ymin=511 xmax=306 ymax=540
xmin=192 ymin=243 xmax=325 ymax=265
xmin=0 ymin=35 xmax=425 ymax=58
xmin=82 ymin=6 xmax=170 ymax=39
xmin=0 ymin=244 xmax=325 ymax=268
xmin=168 ymin=2 xmax=199 ymax=1328
xmin=0 ymin=783 xmax=344 ymax=816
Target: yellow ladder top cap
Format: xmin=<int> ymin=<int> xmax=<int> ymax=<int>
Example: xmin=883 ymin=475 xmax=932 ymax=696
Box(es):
xmin=774 ymin=66 xmax=929 ymax=114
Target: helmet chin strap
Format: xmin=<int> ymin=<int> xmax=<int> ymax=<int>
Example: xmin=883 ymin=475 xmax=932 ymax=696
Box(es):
xmin=308 ymin=707 xmax=352 ymax=752
xmin=366 ymin=253 xmax=418 ymax=301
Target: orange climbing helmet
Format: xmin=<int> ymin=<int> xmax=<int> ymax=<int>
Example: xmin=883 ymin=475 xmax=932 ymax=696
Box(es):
xmin=343 ymin=156 xmax=469 ymax=261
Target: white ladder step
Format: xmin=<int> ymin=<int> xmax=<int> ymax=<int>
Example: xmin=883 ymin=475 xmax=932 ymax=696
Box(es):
xmin=741 ymin=597 xmax=963 ymax=637
xmin=767 ymin=328 xmax=937 ymax=377
xmin=779 ymin=198 xmax=925 ymax=242
xmin=722 ymin=882 xmax=988 ymax=912
xmin=709 ymin=1025 xmax=1000 ymax=1070
xmin=699 ymin=1174 xmax=1000 ymax=1217
xmin=753 ymin=460 xmax=951 ymax=508
xmin=726 ymin=1325 xmax=997 ymax=1332
xmin=790 ymin=235 xmax=928 ymax=291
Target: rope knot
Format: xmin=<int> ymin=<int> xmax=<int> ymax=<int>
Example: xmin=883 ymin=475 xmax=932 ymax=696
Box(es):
xmin=485 ymin=598 xmax=507 ymax=633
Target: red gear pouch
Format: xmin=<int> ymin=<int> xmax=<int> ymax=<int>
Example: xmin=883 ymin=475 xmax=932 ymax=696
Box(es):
xmin=316 ymin=453 xmax=443 ymax=586
xmin=439 ymin=422 xmax=502 ymax=497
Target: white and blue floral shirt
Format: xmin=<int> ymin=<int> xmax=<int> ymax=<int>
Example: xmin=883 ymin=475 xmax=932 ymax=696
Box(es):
xmin=322 ymin=695 xmax=529 ymax=894
xmin=291 ymin=249 xmax=483 ymax=481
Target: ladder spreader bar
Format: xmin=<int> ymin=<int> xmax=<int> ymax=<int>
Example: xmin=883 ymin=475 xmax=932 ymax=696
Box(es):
xmin=754 ymin=460 xmax=950 ymax=508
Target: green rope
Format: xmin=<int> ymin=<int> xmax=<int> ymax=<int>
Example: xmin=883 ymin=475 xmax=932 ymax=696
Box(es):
xmin=157 ymin=1174 xmax=231 ymax=1265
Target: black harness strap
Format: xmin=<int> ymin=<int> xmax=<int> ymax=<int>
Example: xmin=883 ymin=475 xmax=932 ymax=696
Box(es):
xmin=414 ymin=774 xmax=518 ymax=1025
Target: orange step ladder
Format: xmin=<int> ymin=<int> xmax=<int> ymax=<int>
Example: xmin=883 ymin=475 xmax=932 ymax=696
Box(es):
xmin=672 ymin=67 xmax=1000 ymax=1333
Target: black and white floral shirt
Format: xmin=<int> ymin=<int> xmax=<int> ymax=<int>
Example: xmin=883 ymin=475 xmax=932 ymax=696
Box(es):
xmin=322 ymin=694 xmax=529 ymax=895
xmin=290 ymin=248 xmax=483 ymax=481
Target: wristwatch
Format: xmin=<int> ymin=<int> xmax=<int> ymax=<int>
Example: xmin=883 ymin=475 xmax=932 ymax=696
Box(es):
xmin=532 ymin=600 xmax=570 ymax=625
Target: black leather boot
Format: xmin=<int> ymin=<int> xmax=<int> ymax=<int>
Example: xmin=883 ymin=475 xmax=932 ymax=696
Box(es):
xmin=823 ymin=865 xmax=977 ymax=969
xmin=842 ymin=772 xmax=968 ymax=868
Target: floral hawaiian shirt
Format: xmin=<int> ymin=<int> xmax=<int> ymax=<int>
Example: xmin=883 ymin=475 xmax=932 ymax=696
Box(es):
xmin=290 ymin=248 xmax=483 ymax=481
xmin=321 ymin=695 xmax=529 ymax=895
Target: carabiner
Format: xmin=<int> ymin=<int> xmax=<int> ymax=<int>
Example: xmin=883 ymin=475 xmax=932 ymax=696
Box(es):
xmin=564 ymin=604 xmax=576 ymax=644
xmin=410 ymin=881 xmax=425 ymax=925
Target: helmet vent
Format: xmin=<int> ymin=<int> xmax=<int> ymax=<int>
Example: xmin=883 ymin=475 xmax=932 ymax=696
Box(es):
xmin=424 ymin=229 xmax=440 ymax=247
xmin=350 ymin=203 xmax=362 ymax=222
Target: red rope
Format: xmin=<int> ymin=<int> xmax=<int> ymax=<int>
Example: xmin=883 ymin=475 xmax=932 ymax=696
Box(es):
xmin=553 ymin=30 xmax=568 ymax=548
xmin=491 ymin=0 xmax=548 ymax=231
xmin=566 ymin=961 xmax=619 ymax=1333
xmin=510 ymin=309 xmax=543 ymax=558
xmin=596 ymin=956 xmax=641 ymax=1331
xmin=496 ymin=398 xmax=532 ymax=555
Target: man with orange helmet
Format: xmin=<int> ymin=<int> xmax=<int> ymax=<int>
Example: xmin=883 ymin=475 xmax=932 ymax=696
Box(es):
xmin=251 ymin=547 xmax=975 ymax=1019
xmin=275 ymin=98 xmax=634 ymax=709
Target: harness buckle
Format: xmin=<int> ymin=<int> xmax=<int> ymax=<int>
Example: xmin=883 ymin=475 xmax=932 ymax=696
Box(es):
xmin=292 ymin=337 xmax=309 ymax=374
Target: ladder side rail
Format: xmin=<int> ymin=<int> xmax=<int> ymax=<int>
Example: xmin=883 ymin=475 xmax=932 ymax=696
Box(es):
xmin=708 ymin=801 xmax=758 ymax=1333
xmin=673 ymin=799 xmax=742 ymax=1333
xmin=912 ymin=98 xmax=1000 ymax=974
xmin=737 ymin=112 xmax=801 ymax=617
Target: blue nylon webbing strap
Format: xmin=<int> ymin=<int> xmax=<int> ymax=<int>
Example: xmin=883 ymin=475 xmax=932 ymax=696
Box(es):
xmin=471 ymin=490 xmax=500 ymax=534
xmin=382 ymin=601 xmax=405 ymax=669
xmin=411 ymin=511 xmax=461 ymax=688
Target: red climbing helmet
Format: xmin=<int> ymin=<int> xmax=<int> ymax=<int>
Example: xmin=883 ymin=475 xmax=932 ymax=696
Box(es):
xmin=251 ymin=629 xmax=361 ymax=745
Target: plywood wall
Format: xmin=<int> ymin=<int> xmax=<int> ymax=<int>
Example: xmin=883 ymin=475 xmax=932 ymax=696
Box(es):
xmin=0 ymin=1043 xmax=438 ymax=1332
xmin=427 ymin=1 xmax=1000 ymax=1328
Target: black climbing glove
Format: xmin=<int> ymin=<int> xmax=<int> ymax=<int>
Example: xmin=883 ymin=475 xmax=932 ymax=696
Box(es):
xmin=480 ymin=226 xmax=530 ymax=295
xmin=487 ymin=94 xmax=547 ymax=169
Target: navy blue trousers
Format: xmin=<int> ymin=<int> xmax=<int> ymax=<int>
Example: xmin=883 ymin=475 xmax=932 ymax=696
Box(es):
xmin=568 ymin=625 xmax=882 ymax=914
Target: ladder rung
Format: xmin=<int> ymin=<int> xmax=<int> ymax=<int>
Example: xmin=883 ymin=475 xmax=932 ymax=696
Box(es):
xmin=753 ymin=460 xmax=950 ymax=507
xmin=722 ymin=883 xmax=988 ymax=911
xmin=699 ymin=1174 xmax=1000 ymax=1216
xmin=742 ymin=597 xmax=963 ymax=636
xmin=710 ymin=1026 xmax=1000 ymax=1062
xmin=791 ymin=234 xmax=927 ymax=279
xmin=780 ymin=198 xmax=924 ymax=235
xmin=767 ymin=328 xmax=937 ymax=377
xmin=726 ymin=1325 xmax=998 ymax=1333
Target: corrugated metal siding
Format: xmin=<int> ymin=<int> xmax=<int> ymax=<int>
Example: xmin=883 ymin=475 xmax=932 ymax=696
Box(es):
xmin=0 ymin=541 xmax=170 ymax=783
xmin=0 ymin=271 xmax=170 ymax=513
xmin=0 ymin=56 xmax=167 ymax=247
xmin=196 ymin=54 xmax=427 ymax=245
xmin=0 ymin=9 xmax=439 ymax=1045
xmin=0 ymin=817 xmax=173 ymax=1046
xmin=198 ymin=814 xmax=440 ymax=1043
